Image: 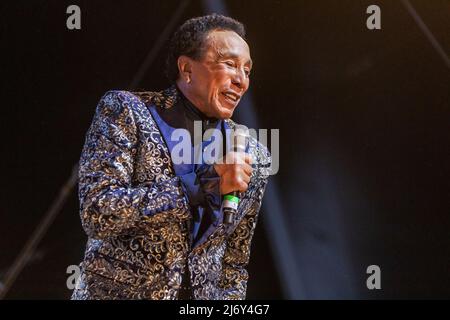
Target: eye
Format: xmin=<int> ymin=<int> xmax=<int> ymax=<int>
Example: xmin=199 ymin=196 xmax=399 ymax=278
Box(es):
xmin=224 ymin=61 xmax=236 ymax=67
xmin=244 ymin=69 xmax=251 ymax=77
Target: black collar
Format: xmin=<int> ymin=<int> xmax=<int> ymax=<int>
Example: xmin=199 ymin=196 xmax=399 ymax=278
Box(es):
xmin=175 ymin=85 xmax=218 ymax=125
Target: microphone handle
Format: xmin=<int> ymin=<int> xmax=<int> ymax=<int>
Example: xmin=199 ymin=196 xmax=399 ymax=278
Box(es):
xmin=222 ymin=125 xmax=247 ymax=224
xmin=223 ymin=192 xmax=240 ymax=224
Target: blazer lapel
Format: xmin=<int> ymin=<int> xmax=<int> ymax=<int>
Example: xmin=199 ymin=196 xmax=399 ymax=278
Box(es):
xmin=133 ymin=86 xmax=180 ymax=180
xmin=134 ymin=87 xmax=247 ymax=248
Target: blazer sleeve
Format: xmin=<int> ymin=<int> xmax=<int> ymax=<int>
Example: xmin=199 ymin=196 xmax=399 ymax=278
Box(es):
xmin=78 ymin=91 xmax=186 ymax=240
xmin=219 ymin=145 xmax=271 ymax=300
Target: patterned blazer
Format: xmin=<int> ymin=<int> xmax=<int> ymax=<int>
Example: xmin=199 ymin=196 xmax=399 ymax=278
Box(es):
xmin=71 ymin=86 xmax=271 ymax=300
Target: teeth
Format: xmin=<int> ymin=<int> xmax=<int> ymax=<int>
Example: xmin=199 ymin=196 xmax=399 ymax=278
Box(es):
xmin=223 ymin=93 xmax=238 ymax=101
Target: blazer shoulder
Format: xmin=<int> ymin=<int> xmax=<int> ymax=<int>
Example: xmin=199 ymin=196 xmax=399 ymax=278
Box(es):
xmin=95 ymin=90 xmax=149 ymax=118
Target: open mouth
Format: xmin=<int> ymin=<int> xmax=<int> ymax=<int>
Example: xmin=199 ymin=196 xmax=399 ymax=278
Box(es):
xmin=221 ymin=91 xmax=240 ymax=104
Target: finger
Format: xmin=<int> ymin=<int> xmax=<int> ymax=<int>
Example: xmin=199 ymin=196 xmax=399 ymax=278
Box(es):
xmin=243 ymin=153 xmax=254 ymax=165
xmin=241 ymin=163 xmax=253 ymax=176
xmin=237 ymin=180 xmax=249 ymax=193
xmin=240 ymin=173 xmax=251 ymax=184
xmin=231 ymin=152 xmax=252 ymax=165
xmin=220 ymin=179 xmax=233 ymax=195
xmin=231 ymin=152 xmax=248 ymax=165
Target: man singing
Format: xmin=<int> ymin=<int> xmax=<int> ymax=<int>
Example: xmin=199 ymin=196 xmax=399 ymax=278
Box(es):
xmin=72 ymin=14 xmax=271 ymax=300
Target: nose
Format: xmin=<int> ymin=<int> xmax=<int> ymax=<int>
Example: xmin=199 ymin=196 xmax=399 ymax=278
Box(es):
xmin=231 ymin=68 xmax=248 ymax=91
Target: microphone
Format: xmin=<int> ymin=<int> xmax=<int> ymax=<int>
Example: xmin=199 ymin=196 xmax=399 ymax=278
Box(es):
xmin=222 ymin=125 xmax=249 ymax=225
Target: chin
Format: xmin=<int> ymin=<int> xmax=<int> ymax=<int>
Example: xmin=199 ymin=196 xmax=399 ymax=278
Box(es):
xmin=214 ymin=102 xmax=236 ymax=119
xmin=216 ymin=108 xmax=234 ymax=119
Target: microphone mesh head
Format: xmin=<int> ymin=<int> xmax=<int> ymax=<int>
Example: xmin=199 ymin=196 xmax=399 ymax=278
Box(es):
xmin=233 ymin=125 xmax=249 ymax=153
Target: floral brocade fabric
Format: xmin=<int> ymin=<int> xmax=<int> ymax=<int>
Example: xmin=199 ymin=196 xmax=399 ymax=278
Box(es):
xmin=71 ymin=86 xmax=271 ymax=300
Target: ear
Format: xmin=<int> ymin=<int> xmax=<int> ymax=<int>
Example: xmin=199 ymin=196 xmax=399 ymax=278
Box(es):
xmin=177 ymin=55 xmax=193 ymax=83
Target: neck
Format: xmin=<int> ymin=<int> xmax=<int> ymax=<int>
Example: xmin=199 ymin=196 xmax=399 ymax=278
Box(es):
xmin=175 ymin=80 xmax=216 ymax=120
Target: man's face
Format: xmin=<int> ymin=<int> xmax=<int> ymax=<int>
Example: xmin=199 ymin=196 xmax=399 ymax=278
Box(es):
xmin=183 ymin=30 xmax=252 ymax=119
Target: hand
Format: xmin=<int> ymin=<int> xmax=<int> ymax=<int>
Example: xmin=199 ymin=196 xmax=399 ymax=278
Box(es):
xmin=213 ymin=151 xmax=253 ymax=195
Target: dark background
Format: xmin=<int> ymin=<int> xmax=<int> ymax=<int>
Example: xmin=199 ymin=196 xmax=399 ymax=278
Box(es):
xmin=1 ymin=0 xmax=449 ymax=299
